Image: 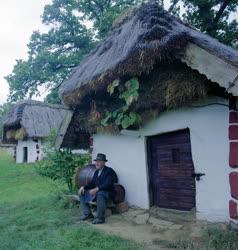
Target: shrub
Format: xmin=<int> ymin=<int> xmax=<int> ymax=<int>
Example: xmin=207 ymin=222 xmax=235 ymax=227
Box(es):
xmin=36 ymin=149 xmax=89 ymax=193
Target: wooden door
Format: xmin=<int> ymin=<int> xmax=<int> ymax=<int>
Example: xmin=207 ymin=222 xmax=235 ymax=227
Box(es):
xmin=147 ymin=129 xmax=196 ymax=211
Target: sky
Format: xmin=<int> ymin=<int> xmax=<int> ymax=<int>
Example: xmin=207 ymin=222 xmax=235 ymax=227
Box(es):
xmin=0 ymin=1 xmax=235 ymax=105
xmin=0 ymin=0 xmax=172 ymax=105
xmin=0 ymin=0 xmax=51 ymax=105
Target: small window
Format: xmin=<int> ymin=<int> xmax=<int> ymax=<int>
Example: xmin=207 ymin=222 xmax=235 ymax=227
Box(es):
xmin=172 ymin=148 xmax=180 ymax=163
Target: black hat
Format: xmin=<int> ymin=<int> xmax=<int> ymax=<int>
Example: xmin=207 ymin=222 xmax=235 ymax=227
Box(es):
xmin=94 ymin=153 xmax=108 ymax=162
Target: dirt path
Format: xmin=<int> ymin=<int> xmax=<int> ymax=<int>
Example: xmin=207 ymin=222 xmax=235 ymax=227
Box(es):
xmin=84 ymin=207 xmax=228 ymax=250
xmin=90 ymin=214 xmax=158 ymax=249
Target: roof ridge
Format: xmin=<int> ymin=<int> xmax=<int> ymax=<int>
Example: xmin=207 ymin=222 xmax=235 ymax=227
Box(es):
xmin=15 ymin=100 xmax=70 ymax=110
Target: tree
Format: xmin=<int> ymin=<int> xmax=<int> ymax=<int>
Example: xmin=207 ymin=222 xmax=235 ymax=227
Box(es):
xmin=180 ymin=0 xmax=238 ymax=48
xmin=6 ymin=0 xmax=144 ymax=104
xmin=5 ymin=0 xmax=238 ymax=103
xmin=0 ymin=102 xmax=12 ymax=138
xmin=78 ymin=0 xmax=145 ymax=38
xmin=6 ymin=0 xmax=94 ymax=103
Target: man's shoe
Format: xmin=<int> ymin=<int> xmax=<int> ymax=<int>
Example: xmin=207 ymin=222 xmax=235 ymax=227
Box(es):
xmin=80 ymin=214 xmax=94 ymax=221
xmin=92 ymin=218 xmax=105 ymax=224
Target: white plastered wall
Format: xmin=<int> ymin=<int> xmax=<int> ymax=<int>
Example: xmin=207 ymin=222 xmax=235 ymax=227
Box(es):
xmin=93 ymin=97 xmax=230 ymax=222
xmin=16 ymin=139 xmax=42 ymax=164
xmin=6 ymin=146 xmax=14 ymax=156
xmin=93 ymin=134 xmax=149 ymax=209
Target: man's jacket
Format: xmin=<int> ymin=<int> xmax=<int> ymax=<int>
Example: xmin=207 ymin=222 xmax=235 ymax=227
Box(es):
xmin=84 ymin=166 xmax=118 ymax=195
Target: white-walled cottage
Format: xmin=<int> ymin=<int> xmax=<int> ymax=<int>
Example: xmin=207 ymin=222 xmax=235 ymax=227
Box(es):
xmin=2 ymin=100 xmax=72 ymax=163
xmin=57 ymin=2 xmax=238 ymax=226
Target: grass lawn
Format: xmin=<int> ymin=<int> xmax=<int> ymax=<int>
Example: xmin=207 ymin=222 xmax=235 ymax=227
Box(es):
xmin=0 ymin=149 xmax=140 ymax=250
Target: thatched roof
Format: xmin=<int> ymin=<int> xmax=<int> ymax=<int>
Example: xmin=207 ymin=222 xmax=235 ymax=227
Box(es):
xmin=60 ymin=1 xmax=238 ymax=106
xmin=56 ymin=1 xmax=238 ymax=149
xmin=2 ymin=100 xmax=71 ymax=140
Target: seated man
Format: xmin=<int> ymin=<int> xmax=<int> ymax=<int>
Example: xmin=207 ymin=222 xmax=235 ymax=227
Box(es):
xmin=78 ymin=153 xmax=117 ymax=224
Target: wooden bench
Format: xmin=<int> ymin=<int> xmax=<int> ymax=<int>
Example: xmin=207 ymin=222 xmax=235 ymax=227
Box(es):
xmin=65 ymin=194 xmax=129 ymax=215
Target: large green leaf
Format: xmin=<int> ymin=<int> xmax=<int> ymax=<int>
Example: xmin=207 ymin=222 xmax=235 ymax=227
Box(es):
xmin=107 ymin=80 xmax=120 ymax=95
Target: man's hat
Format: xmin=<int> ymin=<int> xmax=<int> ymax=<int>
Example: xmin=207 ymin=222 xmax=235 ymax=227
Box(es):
xmin=94 ymin=153 xmax=108 ymax=162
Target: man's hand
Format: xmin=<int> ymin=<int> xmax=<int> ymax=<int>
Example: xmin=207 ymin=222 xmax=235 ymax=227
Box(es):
xmin=78 ymin=186 xmax=85 ymax=196
xmin=89 ymin=187 xmax=99 ymax=196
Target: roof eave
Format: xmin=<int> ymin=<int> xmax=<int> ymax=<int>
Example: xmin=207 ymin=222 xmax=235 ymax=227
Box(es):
xmin=182 ymin=43 xmax=238 ymax=96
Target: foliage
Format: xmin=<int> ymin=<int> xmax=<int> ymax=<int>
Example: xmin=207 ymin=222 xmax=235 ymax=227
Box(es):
xmin=36 ymin=149 xmax=89 ymax=193
xmin=42 ymin=128 xmax=58 ymax=151
xmin=0 ymin=102 xmax=12 ymax=120
xmin=6 ymin=0 xmax=94 ymax=103
xmin=37 ymin=129 xmax=89 ymax=194
xmin=101 ymin=78 xmax=141 ymax=129
xmin=44 ymin=88 xmax=62 ymax=104
xmin=6 ymin=0 xmax=144 ymax=103
xmin=0 ymin=102 xmax=12 ymax=138
xmin=180 ymin=0 xmax=238 ymax=48
xmin=5 ymin=0 xmax=238 ymax=103
xmin=154 ymin=227 xmax=238 ymax=250
xmin=203 ymin=227 xmax=238 ymax=250
xmin=79 ymin=0 xmax=145 ymax=39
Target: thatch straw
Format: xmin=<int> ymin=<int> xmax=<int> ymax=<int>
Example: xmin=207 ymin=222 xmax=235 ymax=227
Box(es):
xmin=111 ymin=6 xmax=140 ymax=30
xmin=135 ymin=61 xmax=209 ymax=111
xmin=59 ymin=1 xmax=238 ymax=107
xmin=2 ymin=100 xmax=71 ymax=141
xmin=6 ymin=130 xmax=16 ymax=140
xmin=65 ymin=61 xmax=225 ymax=133
xmin=96 ymin=125 xmax=120 ymax=134
xmin=55 ymin=1 xmax=237 ymax=146
xmin=15 ymin=128 xmax=26 ymax=141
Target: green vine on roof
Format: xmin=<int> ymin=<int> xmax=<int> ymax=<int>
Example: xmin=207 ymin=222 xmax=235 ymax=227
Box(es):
xmin=100 ymin=78 xmax=141 ymax=129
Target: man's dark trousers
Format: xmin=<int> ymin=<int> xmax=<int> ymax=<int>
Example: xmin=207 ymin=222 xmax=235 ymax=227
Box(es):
xmin=80 ymin=191 xmax=110 ymax=220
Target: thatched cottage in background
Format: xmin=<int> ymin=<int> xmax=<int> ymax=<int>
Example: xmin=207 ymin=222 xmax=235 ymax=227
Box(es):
xmin=2 ymin=100 xmax=72 ymax=163
xmin=57 ymin=2 xmax=238 ymax=226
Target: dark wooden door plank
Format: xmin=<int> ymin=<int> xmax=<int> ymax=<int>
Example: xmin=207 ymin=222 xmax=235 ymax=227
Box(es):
xmin=148 ymin=129 xmax=196 ymax=211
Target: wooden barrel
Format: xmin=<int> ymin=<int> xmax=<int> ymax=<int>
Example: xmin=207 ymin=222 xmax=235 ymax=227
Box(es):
xmin=113 ymin=183 xmax=126 ymax=204
xmin=75 ymin=164 xmax=96 ymax=188
xmin=75 ymin=164 xmax=125 ymax=204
